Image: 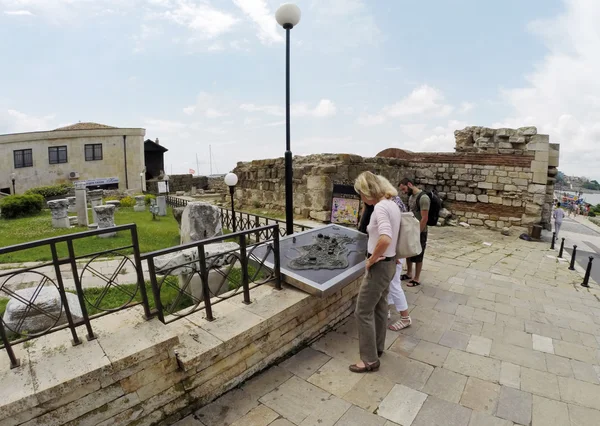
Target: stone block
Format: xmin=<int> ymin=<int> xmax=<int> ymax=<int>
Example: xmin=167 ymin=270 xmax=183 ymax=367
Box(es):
xmin=422 ymin=367 xmax=468 ymax=403
xmin=503 ymin=184 xmax=518 ymax=192
xmin=533 ymin=194 xmax=545 ymax=205
xmin=496 ymin=386 xmax=532 ymax=425
xmin=535 ymin=150 xmax=549 ymax=162
xmin=532 ymin=171 xmax=547 ymax=184
xmin=498 ymin=177 xmax=512 ymax=184
xmin=477 ymin=195 xmax=489 ymax=203
xmin=460 ymin=377 xmax=500 ymax=414
xmin=412 ymin=396 xmax=472 ymax=426
xmin=309 ymin=211 xmax=331 ymax=222
xmin=509 ymin=135 xmax=526 ymax=143
xmin=489 ymin=196 xmax=503 ymax=204
xmin=484 ymin=220 xmax=497 ymax=228
xmin=530 ymin=160 xmax=547 ymax=173
xmin=528 ymin=184 xmax=546 ymax=194
xmin=498 ymin=142 xmax=513 ymax=149
xmin=557 ymin=376 xmax=600 ymax=411
xmin=180 ymin=202 xmax=222 ymax=244
xmin=486 ymin=175 xmax=498 ymax=183
xmin=378 ymin=384 xmax=427 ymax=426
xmin=456 ymin=193 xmax=466 ymax=201
xmin=477 ymin=182 xmax=493 ymax=189
xmin=466 ymin=194 xmax=477 ymax=203
xmin=521 ymin=367 xmax=560 ymax=400
xmin=307 ymin=175 xmax=330 ymax=190
xmin=525 ymin=203 xmax=542 ymax=215
xmin=494 ymin=170 xmax=508 ymax=177
xmin=512 ymin=178 xmax=529 ymax=186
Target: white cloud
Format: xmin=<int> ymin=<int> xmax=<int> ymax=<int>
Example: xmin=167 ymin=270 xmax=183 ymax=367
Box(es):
xmin=184 ymin=92 xmax=229 ymax=119
xmin=459 ymin=102 xmax=474 ymax=113
xmin=183 ymin=106 xmax=196 ymax=115
xmin=497 ymin=0 xmax=600 ymax=178
xmin=159 ymin=0 xmax=238 ymax=39
xmin=358 ymin=85 xmax=454 ymax=126
xmin=1 ymin=109 xmax=56 ymax=133
xmin=232 ymin=0 xmax=282 ymax=44
xmin=241 ymin=99 xmax=337 ymax=118
xmin=3 ymin=10 xmax=33 ymax=16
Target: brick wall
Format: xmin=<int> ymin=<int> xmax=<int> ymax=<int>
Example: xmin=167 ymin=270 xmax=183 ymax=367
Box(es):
xmin=233 ymin=126 xmax=559 ymax=229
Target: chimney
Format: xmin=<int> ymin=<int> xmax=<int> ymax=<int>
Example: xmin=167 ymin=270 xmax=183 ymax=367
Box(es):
xmin=155 ymin=138 xmax=160 ymax=145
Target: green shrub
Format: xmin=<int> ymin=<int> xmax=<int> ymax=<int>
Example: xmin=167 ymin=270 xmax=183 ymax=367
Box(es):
xmin=120 ymin=196 xmax=135 ymax=207
xmin=589 ymin=211 xmax=596 ymax=217
xmin=0 ymin=194 xmax=45 ymax=218
xmin=25 ymin=183 xmax=72 ymax=199
xmin=144 ymin=194 xmax=156 ymax=205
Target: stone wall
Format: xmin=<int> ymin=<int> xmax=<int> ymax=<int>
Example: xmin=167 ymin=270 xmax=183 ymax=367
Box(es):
xmin=207 ymin=176 xmax=227 ymax=193
xmin=1 ymin=279 xmax=361 ymax=426
xmin=146 ymin=175 xmax=209 ymax=194
xmin=233 ymin=126 xmax=559 ymax=229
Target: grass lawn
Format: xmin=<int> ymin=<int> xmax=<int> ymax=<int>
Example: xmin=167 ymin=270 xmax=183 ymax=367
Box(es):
xmin=0 ymin=207 xmax=181 ymax=263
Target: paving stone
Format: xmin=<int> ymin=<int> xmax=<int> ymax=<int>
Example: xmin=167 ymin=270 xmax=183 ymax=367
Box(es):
xmin=559 ymin=327 xmax=584 ymax=344
xmin=298 ymin=395 xmax=351 ymax=426
xmin=172 ymin=415 xmax=206 ymax=426
xmin=259 ymin=376 xmax=331 ymax=424
xmin=570 ymin=359 xmax=600 ymax=384
xmin=375 ymin=352 xmax=434 ymax=390
xmin=439 ymin=330 xmax=471 ymax=351
xmin=557 ymin=376 xmax=600 ymax=411
xmin=342 ymin=372 xmax=394 ymax=412
xmin=307 ymin=358 xmax=363 ymax=398
xmin=311 ymin=331 xmax=359 ymax=364
xmin=409 ymin=341 xmax=451 ymax=367
xmin=414 ymin=324 xmax=447 ymax=343
xmin=473 ymin=308 xmax=497 ymax=324
xmin=452 ymin=317 xmax=484 ymax=335
xmin=467 ymin=335 xmax=493 ymax=357
xmin=270 ymin=420 xmax=295 ymax=426
xmin=531 ymin=395 xmax=569 ymax=426
xmin=333 ymin=405 xmax=386 ymax=426
xmin=415 ymin=294 xmax=441 ymax=309
xmin=496 ymin=386 xmax=532 ymax=425
xmin=502 ymin=330 xmax=532 ymax=349
xmin=412 ymin=396 xmax=472 ymax=426
xmin=554 ymin=340 xmax=598 ymax=364
xmin=567 ymin=403 xmax=600 ymax=426
xmin=499 ymin=362 xmax=520 ymax=389
xmin=456 ymin=305 xmax=475 ymax=319
xmin=195 ymin=388 xmax=259 ymax=426
xmin=460 ymin=377 xmax=500 ymax=414
xmin=579 ymin=332 xmax=600 ymax=349
xmin=378 ymin=384 xmax=427 ymax=426
xmin=525 ymin=321 xmax=561 ymax=340
xmin=545 ymin=353 xmax=573 ymax=377
xmin=280 ymin=347 xmax=331 ymax=380
xmin=490 ymin=342 xmax=547 ymax=371
xmin=229 ymin=404 xmax=280 ymax=426
xmin=422 ymin=367 xmax=468 ymax=403
xmin=435 ymin=299 xmax=459 ymax=314
xmin=520 ymin=367 xmax=561 ymax=400
xmin=481 ymin=323 xmax=505 ymax=341
xmin=532 ymin=334 xmax=554 ymax=354
xmin=388 ymin=334 xmax=420 ymax=357
xmin=443 ymin=349 xmax=501 ymax=383
xmin=242 ymin=366 xmax=294 ymax=400
xmin=468 ymin=412 xmax=512 ymax=426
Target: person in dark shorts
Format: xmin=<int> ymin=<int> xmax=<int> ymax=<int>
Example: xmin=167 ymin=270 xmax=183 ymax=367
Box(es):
xmin=398 ymin=178 xmax=429 ymax=287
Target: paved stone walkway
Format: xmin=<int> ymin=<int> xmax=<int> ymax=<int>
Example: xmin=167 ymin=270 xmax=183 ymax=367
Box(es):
xmin=175 ymin=225 xmax=600 ymax=426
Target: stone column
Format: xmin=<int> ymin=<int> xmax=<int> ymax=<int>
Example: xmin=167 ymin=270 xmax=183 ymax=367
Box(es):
xmin=75 ymin=184 xmax=89 ymax=227
xmin=134 ymin=195 xmax=146 ymax=212
xmin=157 ymin=196 xmax=167 ymax=216
xmin=88 ymin=189 xmax=103 ymax=224
xmin=67 ymin=196 xmax=76 ymax=214
xmin=47 ymin=199 xmax=70 ymax=228
xmin=94 ymin=205 xmax=116 ymax=238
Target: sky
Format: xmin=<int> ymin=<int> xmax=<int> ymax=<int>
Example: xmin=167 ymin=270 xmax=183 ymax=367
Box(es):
xmin=0 ymin=0 xmax=598 ymax=180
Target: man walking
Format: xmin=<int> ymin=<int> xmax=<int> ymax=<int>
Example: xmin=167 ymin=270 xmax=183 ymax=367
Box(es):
xmin=398 ymin=178 xmax=429 ymax=287
xmin=553 ymin=202 xmax=564 ymax=240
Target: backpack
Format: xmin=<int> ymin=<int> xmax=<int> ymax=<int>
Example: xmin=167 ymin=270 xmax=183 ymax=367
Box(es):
xmin=416 ymin=191 xmax=441 ymax=227
xmin=396 ymin=212 xmax=422 ymax=259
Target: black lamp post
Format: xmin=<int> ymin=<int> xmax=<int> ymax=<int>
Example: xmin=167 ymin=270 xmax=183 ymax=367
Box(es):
xmin=10 ymin=173 xmax=15 ymax=195
xmin=276 ymin=3 xmax=301 ymax=236
xmin=225 ymin=173 xmax=238 ymax=232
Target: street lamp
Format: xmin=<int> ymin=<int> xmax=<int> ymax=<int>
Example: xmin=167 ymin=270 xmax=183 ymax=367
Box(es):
xmin=276 ymin=3 xmax=301 ymax=236
xmin=10 ymin=172 xmax=15 ymax=195
xmin=139 ymin=172 xmax=144 ymax=193
xmin=224 ymin=172 xmax=238 ymax=233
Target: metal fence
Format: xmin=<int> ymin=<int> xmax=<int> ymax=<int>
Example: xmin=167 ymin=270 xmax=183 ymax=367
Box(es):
xmin=142 ymin=225 xmax=281 ymax=324
xmin=0 ymin=224 xmax=150 ymax=369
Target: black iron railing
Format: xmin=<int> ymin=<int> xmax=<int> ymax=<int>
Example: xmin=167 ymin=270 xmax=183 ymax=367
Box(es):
xmin=0 ymin=224 xmax=151 ymax=369
xmin=142 ymin=225 xmax=281 ymax=324
xmin=165 ymin=195 xmax=188 ymax=208
xmin=219 ymin=208 xmax=311 ymax=239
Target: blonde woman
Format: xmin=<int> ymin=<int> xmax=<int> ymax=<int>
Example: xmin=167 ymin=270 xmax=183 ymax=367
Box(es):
xmin=350 ymin=172 xmax=401 ymax=373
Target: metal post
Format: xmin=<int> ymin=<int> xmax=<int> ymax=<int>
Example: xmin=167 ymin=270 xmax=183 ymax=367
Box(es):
xmin=11 ymin=178 xmax=15 ymax=195
xmin=569 ymin=245 xmax=578 ymax=271
xmin=582 ymin=256 xmax=594 ymax=287
xmin=273 ymin=226 xmax=282 ymax=290
xmin=230 ymin=185 xmax=237 ymax=233
xmin=66 ymin=240 xmax=95 ymax=340
xmin=239 ymin=234 xmax=251 ymax=304
xmin=558 ymin=238 xmax=565 ymax=258
xmin=50 ymin=243 xmax=80 ymax=346
xmin=198 ymin=244 xmax=214 ymax=321
xmin=284 ymin=26 xmax=294 ymax=236
xmin=131 ymin=226 xmax=153 ymax=319
xmin=550 ymin=232 xmax=556 ymax=250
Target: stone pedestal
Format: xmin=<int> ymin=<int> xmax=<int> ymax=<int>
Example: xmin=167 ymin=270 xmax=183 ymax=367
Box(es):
xmin=88 ymin=190 xmax=103 ymax=224
xmin=157 ymin=196 xmax=167 ymax=216
xmin=47 ymin=199 xmax=70 ymax=228
xmin=134 ymin=195 xmax=146 ymax=212
xmin=75 ymin=184 xmax=89 ymax=227
xmin=191 ymin=187 xmax=197 ymax=195
xmin=67 ymin=197 xmax=76 ymax=214
xmin=105 ymin=200 xmax=120 ymax=209
xmin=94 ymin=205 xmax=116 ymax=238
xmin=180 ymin=202 xmax=223 ymax=244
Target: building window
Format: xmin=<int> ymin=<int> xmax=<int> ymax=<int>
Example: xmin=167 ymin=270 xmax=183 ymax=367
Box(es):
xmin=49 ymin=146 xmax=68 ymax=164
xmin=14 ymin=149 xmax=33 ymax=168
xmin=85 ymin=144 xmax=103 ymax=161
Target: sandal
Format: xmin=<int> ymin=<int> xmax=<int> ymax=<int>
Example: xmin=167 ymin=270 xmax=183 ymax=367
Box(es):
xmin=400 ymin=274 xmax=411 ymax=281
xmin=407 ymin=280 xmax=421 ymax=287
xmin=349 ymin=360 xmax=380 ymax=373
xmin=388 ymin=316 xmax=412 ymax=331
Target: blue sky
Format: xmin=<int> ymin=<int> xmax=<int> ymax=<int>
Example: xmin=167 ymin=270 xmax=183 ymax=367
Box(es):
xmin=1 ymin=0 xmax=598 ymax=179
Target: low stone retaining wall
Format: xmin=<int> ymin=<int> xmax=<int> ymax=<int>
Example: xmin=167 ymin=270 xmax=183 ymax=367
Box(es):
xmin=1 ymin=278 xmax=361 ymax=426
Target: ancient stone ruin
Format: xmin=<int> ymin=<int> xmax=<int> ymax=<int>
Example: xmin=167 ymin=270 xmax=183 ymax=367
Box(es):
xmin=179 ymin=202 xmax=223 ymax=244
xmin=47 ymin=199 xmax=70 ymax=228
xmin=94 ymin=204 xmax=116 ymax=237
xmin=233 ymin=126 xmax=559 ymax=230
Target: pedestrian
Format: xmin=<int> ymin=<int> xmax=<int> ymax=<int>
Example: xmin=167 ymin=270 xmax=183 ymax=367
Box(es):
xmin=398 ymin=178 xmax=429 ymax=287
xmin=350 ymin=172 xmax=401 ymax=373
xmin=387 ymin=194 xmax=412 ymax=331
xmin=553 ymin=201 xmax=564 ymax=239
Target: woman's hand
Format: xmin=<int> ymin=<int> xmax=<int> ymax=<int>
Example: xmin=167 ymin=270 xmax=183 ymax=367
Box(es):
xmin=366 ymin=256 xmax=385 ymax=271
